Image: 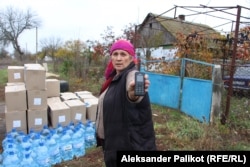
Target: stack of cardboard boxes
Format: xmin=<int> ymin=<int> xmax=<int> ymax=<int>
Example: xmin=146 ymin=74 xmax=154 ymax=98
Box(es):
xmin=5 ymin=64 xmax=49 ymax=134
xmin=25 ymin=64 xmax=48 ymax=133
xmin=46 ymin=78 xmax=68 ymax=129
xmin=5 ymin=66 xmax=27 ymax=133
xmin=4 ymin=64 xmax=98 ymax=134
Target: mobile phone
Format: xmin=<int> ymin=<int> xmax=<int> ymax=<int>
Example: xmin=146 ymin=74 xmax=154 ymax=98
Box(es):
xmin=134 ymin=72 xmax=145 ymax=96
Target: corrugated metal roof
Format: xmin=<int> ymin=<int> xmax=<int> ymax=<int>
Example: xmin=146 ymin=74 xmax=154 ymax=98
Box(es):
xmin=150 ymin=13 xmax=219 ymax=37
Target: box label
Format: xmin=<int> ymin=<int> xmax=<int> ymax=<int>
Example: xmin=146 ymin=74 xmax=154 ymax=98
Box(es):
xmin=14 ymin=73 xmax=21 ymax=79
xmin=34 ymin=98 xmax=42 ymax=105
xmin=75 ymin=113 xmax=82 ymax=120
xmin=59 ymin=115 xmax=65 ymax=123
xmin=35 ymin=118 xmax=42 ymax=125
xmin=13 ymin=120 xmax=21 ymax=127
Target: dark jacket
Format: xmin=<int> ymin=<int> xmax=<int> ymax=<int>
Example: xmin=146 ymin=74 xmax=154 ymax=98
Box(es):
xmin=102 ymin=62 xmax=156 ymax=163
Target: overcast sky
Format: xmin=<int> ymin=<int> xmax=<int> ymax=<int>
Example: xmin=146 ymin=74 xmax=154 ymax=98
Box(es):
xmin=0 ymin=0 xmax=249 ymax=53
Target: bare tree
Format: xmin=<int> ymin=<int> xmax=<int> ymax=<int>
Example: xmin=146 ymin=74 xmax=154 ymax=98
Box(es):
xmin=121 ymin=23 xmax=137 ymax=44
xmin=40 ymin=37 xmax=63 ymax=71
xmin=100 ymin=26 xmax=117 ymax=55
xmin=0 ymin=6 xmax=41 ymax=61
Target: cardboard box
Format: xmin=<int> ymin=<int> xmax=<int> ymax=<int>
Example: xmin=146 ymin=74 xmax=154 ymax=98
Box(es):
xmin=75 ymin=91 xmax=92 ymax=96
xmin=7 ymin=66 xmax=24 ymax=83
xmin=64 ymin=99 xmax=87 ymax=124
xmin=27 ymin=109 xmax=48 ymax=132
xmin=6 ymin=82 xmax=25 ymax=86
xmin=84 ymin=98 xmax=98 ymax=122
xmin=46 ymin=79 xmax=60 ymax=98
xmin=5 ymin=109 xmax=27 ymax=134
xmin=27 ymin=90 xmax=47 ymax=110
xmin=48 ymin=102 xmax=71 ymax=128
xmin=47 ymin=96 xmax=62 ymax=105
xmin=24 ymin=64 xmax=46 ymax=90
xmin=77 ymin=94 xmax=97 ymax=102
xmin=60 ymin=92 xmax=79 ymax=101
xmin=24 ymin=63 xmax=43 ymax=68
xmin=5 ymin=84 xmax=27 ymax=112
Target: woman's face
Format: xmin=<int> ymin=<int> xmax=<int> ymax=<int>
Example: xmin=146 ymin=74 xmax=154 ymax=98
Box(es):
xmin=111 ymin=49 xmax=133 ymax=74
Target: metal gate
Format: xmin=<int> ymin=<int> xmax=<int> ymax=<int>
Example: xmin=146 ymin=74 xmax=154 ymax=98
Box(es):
xmin=141 ymin=58 xmax=222 ymax=123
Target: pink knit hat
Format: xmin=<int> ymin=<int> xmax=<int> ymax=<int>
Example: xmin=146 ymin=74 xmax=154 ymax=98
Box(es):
xmin=110 ymin=39 xmax=135 ymax=57
xmin=105 ymin=39 xmax=136 ymax=79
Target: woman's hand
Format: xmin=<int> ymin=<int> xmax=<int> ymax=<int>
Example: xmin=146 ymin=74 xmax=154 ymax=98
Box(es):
xmin=127 ymin=74 xmax=150 ymax=101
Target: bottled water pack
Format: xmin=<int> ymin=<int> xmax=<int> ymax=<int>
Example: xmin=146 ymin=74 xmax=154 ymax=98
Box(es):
xmin=0 ymin=120 xmax=96 ymax=166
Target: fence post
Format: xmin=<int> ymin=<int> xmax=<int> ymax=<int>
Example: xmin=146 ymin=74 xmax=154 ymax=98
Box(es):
xmin=222 ymin=6 xmax=241 ymax=125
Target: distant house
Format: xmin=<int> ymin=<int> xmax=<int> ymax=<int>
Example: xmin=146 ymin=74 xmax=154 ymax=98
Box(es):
xmin=136 ymin=13 xmax=220 ymax=59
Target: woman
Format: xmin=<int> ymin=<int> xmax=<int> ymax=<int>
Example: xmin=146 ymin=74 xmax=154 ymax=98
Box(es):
xmin=96 ymin=39 xmax=156 ymax=167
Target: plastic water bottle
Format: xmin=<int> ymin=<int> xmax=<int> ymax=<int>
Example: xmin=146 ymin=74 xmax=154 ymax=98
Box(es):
xmin=2 ymin=133 xmax=13 ymax=147
xmin=20 ymin=136 xmax=32 ymax=159
xmin=28 ymin=128 xmax=37 ymax=140
xmin=35 ymin=140 xmax=51 ymax=167
xmin=31 ymin=133 xmax=41 ymax=147
xmin=46 ymin=135 xmax=61 ymax=165
xmin=68 ymin=122 xmax=75 ymax=131
xmin=40 ymin=125 xmax=51 ymax=139
xmin=60 ymin=129 xmax=73 ymax=161
xmin=2 ymin=135 xmax=15 ymax=152
xmin=20 ymin=153 xmax=39 ymax=167
xmin=2 ymin=151 xmax=20 ymax=167
xmin=30 ymin=133 xmax=41 ymax=158
xmin=75 ymin=121 xmax=86 ymax=132
xmin=2 ymin=143 xmax=19 ymax=160
xmin=65 ymin=125 xmax=74 ymax=136
xmin=55 ymin=123 xmax=64 ymax=137
xmin=85 ymin=120 xmax=96 ymax=149
xmin=8 ymin=128 xmax=19 ymax=139
xmin=15 ymin=131 xmax=26 ymax=144
xmin=50 ymin=129 xmax=60 ymax=142
xmin=72 ymin=126 xmax=85 ymax=158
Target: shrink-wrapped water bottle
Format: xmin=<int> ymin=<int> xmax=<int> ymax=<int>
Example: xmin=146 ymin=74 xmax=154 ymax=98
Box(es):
xmin=68 ymin=122 xmax=75 ymax=130
xmin=2 ymin=135 xmax=16 ymax=154
xmin=40 ymin=125 xmax=51 ymax=139
xmin=30 ymin=133 xmax=41 ymax=158
xmin=46 ymin=135 xmax=61 ymax=165
xmin=51 ymin=129 xmax=60 ymax=142
xmin=60 ymin=129 xmax=73 ymax=161
xmin=75 ymin=121 xmax=86 ymax=133
xmin=55 ymin=123 xmax=64 ymax=137
xmin=35 ymin=140 xmax=51 ymax=167
xmin=2 ymin=133 xmax=18 ymax=157
xmin=65 ymin=126 xmax=74 ymax=136
xmin=72 ymin=126 xmax=85 ymax=158
xmin=20 ymin=153 xmax=39 ymax=167
xmin=8 ymin=128 xmax=19 ymax=139
xmin=28 ymin=129 xmax=37 ymax=140
xmin=15 ymin=131 xmax=26 ymax=144
xmin=85 ymin=120 xmax=96 ymax=149
xmin=31 ymin=133 xmax=41 ymax=147
xmin=20 ymin=136 xmax=32 ymax=157
xmin=2 ymin=143 xmax=19 ymax=160
xmin=2 ymin=151 xmax=20 ymax=167
xmin=2 ymin=133 xmax=13 ymax=147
